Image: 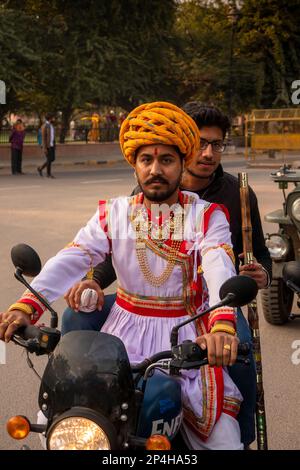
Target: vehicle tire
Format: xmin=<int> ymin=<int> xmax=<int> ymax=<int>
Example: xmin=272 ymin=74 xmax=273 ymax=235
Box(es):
xmin=261 ymin=277 xmax=294 ymax=325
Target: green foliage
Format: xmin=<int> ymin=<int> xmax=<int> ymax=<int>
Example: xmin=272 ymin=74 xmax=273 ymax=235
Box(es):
xmin=2 ymin=0 xmax=178 ymax=139
xmin=172 ymin=0 xmax=265 ymax=115
xmin=238 ymin=0 xmax=300 ymax=107
xmin=0 ymin=5 xmax=37 ymax=122
xmin=0 ymin=0 xmax=299 ymax=131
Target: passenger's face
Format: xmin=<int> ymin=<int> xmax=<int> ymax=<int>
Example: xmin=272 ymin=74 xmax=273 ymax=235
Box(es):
xmin=186 ymin=126 xmax=224 ymax=178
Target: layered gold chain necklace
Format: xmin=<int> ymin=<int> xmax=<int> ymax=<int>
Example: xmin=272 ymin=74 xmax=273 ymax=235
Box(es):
xmin=130 ymin=203 xmax=184 ymax=287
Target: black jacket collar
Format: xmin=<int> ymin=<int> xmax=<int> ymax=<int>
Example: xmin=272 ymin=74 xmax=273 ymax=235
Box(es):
xmin=181 ymin=164 xmax=224 ymax=195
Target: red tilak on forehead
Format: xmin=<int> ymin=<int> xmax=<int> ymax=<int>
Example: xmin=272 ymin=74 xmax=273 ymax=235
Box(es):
xmin=154 ymin=147 xmax=158 ymax=156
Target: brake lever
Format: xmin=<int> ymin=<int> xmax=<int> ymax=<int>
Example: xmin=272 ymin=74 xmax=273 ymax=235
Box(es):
xmin=170 ymin=358 xmax=208 ymax=371
xmin=170 ymin=340 xmax=250 ymax=373
xmin=11 ymin=336 xmax=46 ymax=355
xmin=170 ymin=355 xmax=250 ymax=372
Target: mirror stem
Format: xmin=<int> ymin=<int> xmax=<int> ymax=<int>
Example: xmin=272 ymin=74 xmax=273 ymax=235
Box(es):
xmin=14 ymin=268 xmax=58 ymax=328
xmin=170 ymin=293 xmax=235 ymax=347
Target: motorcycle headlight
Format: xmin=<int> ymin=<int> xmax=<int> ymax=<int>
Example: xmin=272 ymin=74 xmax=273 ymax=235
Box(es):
xmin=265 ymin=234 xmax=289 ymax=260
xmin=292 ymin=199 xmax=300 ymax=222
xmin=46 ymin=408 xmax=119 ymax=450
xmin=48 ymin=416 xmax=110 ymax=450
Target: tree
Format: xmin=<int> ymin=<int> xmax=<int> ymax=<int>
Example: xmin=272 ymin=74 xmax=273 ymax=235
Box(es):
xmin=4 ymin=0 xmax=178 ymax=141
xmin=172 ymin=0 xmax=263 ymax=115
xmin=238 ymin=0 xmax=300 ymax=108
xmin=0 ymin=4 xmax=37 ymax=126
xmin=171 ymin=0 xmax=300 ymax=114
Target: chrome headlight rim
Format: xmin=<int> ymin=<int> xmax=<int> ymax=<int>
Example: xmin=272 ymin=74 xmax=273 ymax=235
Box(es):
xmin=265 ymin=233 xmax=290 ymax=260
xmin=291 ymin=198 xmax=300 ymax=222
xmin=46 ymin=407 xmax=118 ymax=451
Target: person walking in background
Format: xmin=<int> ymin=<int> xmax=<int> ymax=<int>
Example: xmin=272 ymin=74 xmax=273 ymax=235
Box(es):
xmin=37 ymin=125 xmax=43 ymax=148
xmin=105 ymin=110 xmax=118 ymax=141
xmin=37 ymin=113 xmax=56 ymax=178
xmin=9 ymin=118 xmax=25 ymax=175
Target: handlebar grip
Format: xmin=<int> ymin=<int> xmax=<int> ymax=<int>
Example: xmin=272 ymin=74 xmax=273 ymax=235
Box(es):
xmin=237 ymin=342 xmax=251 ymax=356
xmin=13 ymin=325 xmax=60 ymax=355
xmin=15 ymin=325 xmax=41 ymax=341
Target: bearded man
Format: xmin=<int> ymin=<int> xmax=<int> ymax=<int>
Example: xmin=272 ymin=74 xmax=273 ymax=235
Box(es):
xmin=1 ymin=102 xmax=243 ymax=449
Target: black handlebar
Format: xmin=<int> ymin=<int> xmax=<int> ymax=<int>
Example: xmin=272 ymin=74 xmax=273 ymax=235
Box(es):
xmin=12 ymin=325 xmax=61 ymax=355
xmin=131 ymin=351 xmax=172 ymax=373
xmin=237 ymin=342 xmax=251 ymax=356
xmin=15 ymin=325 xmax=42 ymax=340
xmin=131 ymin=341 xmax=251 ymax=373
xmin=12 ymin=322 xmax=250 ymax=368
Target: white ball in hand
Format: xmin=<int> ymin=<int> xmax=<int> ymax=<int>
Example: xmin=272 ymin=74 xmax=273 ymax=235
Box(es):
xmin=79 ymin=288 xmax=98 ymax=313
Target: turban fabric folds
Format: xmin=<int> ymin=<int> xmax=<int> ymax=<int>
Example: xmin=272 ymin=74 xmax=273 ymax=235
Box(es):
xmin=119 ymin=101 xmax=200 ymax=166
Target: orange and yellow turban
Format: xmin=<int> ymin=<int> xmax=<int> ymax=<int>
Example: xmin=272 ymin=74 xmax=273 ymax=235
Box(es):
xmin=119 ymin=101 xmax=200 ymax=167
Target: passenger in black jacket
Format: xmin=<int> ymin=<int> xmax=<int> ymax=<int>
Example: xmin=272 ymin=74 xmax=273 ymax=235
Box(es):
xmin=62 ymin=104 xmax=272 ymax=448
xmin=182 ymin=163 xmax=271 ymax=282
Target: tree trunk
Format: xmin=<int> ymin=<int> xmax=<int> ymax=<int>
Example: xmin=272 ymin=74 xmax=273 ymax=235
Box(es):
xmin=0 ymin=105 xmax=9 ymax=130
xmin=59 ymin=107 xmax=73 ymax=143
xmin=117 ymin=96 xmax=140 ymax=112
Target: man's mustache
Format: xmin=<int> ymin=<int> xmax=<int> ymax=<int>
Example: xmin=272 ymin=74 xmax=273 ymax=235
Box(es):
xmin=145 ymin=177 xmax=168 ymax=185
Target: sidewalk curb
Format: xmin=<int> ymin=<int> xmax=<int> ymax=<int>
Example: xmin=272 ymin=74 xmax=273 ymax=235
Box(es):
xmin=60 ymin=159 xmax=125 ymax=167
xmin=246 ymin=162 xmax=300 ymax=169
xmin=0 ymin=158 xmax=126 ymax=171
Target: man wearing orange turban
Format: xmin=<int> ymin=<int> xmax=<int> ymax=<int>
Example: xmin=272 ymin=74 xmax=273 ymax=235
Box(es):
xmin=1 ymin=102 xmax=243 ymax=449
xmin=119 ymin=101 xmax=200 ymax=167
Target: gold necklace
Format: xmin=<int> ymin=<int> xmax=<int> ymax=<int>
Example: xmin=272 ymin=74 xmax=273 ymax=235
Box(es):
xmin=131 ymin=205 xmax=184 ymax=287
xmin=136 ymin=239 xmax=182 ymax=287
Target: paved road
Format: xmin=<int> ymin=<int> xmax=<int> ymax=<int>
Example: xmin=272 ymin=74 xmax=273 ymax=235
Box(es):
xmin=0 ymin=162 xmax=300 ymax=450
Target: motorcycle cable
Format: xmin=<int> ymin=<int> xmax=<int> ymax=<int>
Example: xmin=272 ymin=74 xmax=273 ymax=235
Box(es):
xmin=26 ymin=351 xmax=42 ymax=381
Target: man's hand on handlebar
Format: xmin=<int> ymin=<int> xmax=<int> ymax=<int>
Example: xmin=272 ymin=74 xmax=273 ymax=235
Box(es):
xmin=0 ymin=310 xmax=31 ymax=343
xmin=196 ymin=331 xmax=240 ymax=367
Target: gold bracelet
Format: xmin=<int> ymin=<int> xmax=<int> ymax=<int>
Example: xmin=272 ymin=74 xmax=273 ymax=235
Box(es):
xmin=8 ymin=302 xmax=34 ymax=316
xmin=86 ymin=267 xmax=94 ymax=280
xmin=210 ymin=323 xmax=236 ymax=336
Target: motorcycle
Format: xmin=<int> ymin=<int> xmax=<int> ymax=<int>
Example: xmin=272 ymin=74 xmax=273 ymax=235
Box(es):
xmin=6 ymin=244 xmax=257 ymax=451
xmin=262 ymin=164 xmax=300 ymax=325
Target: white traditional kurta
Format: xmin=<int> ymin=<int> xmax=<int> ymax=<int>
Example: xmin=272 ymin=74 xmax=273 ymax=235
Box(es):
xmin=20 ymin=191 xmax=243 ymax=449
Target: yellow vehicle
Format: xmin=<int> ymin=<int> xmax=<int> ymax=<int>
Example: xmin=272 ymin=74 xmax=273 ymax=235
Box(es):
xmin=245 ymin=108 xmax=300 ymax=161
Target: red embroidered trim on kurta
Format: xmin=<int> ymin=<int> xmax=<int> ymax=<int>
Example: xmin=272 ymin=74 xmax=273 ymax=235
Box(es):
xmin=203 ymin=203 xmax=230 ymax=235
xmin=99 ymin=199 xmax=112 ymax=250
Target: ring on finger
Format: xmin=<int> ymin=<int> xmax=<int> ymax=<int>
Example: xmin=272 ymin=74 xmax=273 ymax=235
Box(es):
xmin=223 ymin=344 xmax=231 ymax=351
xmin=12 ymin=320 xmax=21 ymax=326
